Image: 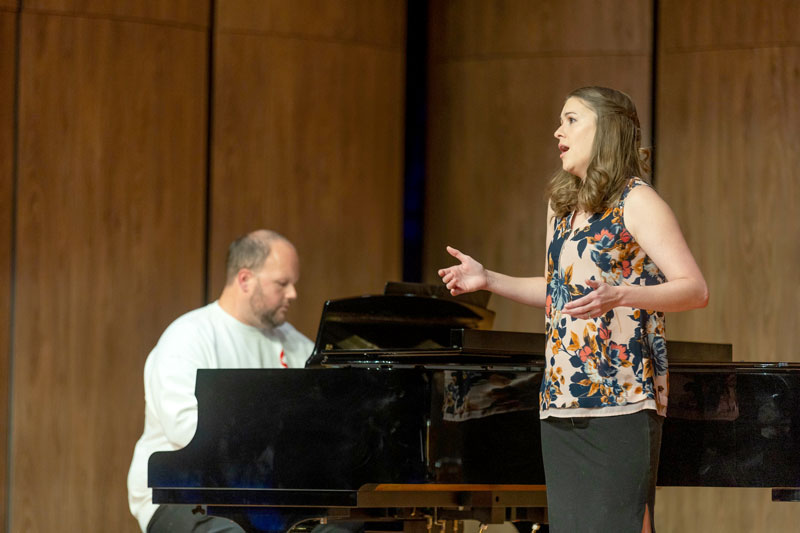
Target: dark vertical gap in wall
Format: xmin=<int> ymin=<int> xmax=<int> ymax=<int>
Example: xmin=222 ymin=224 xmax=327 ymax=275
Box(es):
xmin=5 ymin=2 xmax=22 ymax=530
xmin=402 ymin=0 xmax=429 ymax=282
xmin=650 ymin=0 xmax=659 ymax=187
xmin=202 ymin=0 xmax=216 ymax=303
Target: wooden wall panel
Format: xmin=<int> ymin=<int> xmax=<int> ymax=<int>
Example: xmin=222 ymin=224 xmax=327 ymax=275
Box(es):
xmin=0 ymin=7 xmax=17 ymax=531
xmin=424 ymin=0 xmax=652 ymax=333
xmin=660 ymin=0 xmax=799 ymax=50
xmin=656 ymin=47 xmax=800 ymax=357
xmin=209 ymin=1 xmax=407 ymax=337
xmin=430 ymin=0 xmax=652 ymax=58
xmin=657 ymin=0 xmax=800 ymax=360
xmin=22 ymin=0 xmax=207 ymax=26
xmin=654 ymin=1 xmax=800 ymax=531
xmin=656 ymin=486 xmax=800 ymax=533
xmin=217 ymin=0 xmax=404 ymax=48
xmin=12 ymin=8 xmax=208 ymax=532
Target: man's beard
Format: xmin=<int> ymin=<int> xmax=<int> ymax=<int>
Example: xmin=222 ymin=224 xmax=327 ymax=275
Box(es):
xmin=251 ymin=287 xmax=287 ymax=329
xmin=257 ymin=307 xmax=284 ymax=329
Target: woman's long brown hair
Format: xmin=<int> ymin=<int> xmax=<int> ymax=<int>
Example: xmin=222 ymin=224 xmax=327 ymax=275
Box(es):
xmin=547 ymin=86 xmax=650 ymax=218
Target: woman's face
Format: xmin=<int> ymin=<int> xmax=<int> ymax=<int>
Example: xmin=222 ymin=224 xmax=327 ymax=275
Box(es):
xmin=554 ymin=97 xmax=597 ymax=180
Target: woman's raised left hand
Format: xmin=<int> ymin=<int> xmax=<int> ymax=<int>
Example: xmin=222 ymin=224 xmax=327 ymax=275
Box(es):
xmin=562 ymin=278 xmax=622 ymax=320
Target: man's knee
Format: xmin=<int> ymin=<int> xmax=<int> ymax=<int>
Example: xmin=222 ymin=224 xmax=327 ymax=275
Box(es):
xmin=148 ymin=505 xmax=246 ymax=533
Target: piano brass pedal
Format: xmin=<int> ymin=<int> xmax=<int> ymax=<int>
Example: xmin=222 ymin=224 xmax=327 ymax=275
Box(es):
xmin=403 ymin=519 xmax=433 ymax=533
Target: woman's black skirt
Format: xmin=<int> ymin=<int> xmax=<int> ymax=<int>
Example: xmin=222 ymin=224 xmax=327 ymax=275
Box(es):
xmin=540 ymin=409 xmax=663 ymax=532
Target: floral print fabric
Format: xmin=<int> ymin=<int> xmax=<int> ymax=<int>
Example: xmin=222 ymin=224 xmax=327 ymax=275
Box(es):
xmin=541 ymin=178 xmax=668 ymax=418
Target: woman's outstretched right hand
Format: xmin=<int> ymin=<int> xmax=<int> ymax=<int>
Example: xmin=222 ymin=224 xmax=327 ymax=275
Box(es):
xmin=437 ymin=246 xmax=488 ymax=296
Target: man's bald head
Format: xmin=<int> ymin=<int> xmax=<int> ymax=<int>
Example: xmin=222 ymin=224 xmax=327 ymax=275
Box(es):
xmin=225 ymin=230 xmax=289 ymax=286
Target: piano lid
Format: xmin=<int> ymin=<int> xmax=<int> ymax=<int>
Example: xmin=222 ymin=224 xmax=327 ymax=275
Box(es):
xmin=382 ymin=281 xmax=492 ymax=309
xmin=305 ymin=282 xmax=511 ymax=368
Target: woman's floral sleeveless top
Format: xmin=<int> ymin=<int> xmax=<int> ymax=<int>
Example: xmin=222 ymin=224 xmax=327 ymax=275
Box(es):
xmin=541 ymin=178 xmax=668 ymax=418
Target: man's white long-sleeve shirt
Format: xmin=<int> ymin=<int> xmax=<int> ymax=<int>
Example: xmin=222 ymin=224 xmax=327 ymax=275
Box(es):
xmin=127 ymin=301 xmax=313 ymax=532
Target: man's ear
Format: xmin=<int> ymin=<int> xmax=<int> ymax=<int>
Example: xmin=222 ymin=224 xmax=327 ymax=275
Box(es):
xmin=236 ymin=268 xmax=254 ymax=292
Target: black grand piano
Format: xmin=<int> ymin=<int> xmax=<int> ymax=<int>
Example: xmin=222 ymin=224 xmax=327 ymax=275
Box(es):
xmin=149 ymin=283 xmax=800 ymax=533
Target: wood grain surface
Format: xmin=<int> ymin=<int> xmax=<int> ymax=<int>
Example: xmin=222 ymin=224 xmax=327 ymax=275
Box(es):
xmin=209 ymin=0 xmax=407 ymax=337
xmin=0 ymin=7 xmax=17 ymax=531
xmin=11 ymin=7 xmax=208 ymax=531
xmin=21 ymin=0 xmax=207 ymax=27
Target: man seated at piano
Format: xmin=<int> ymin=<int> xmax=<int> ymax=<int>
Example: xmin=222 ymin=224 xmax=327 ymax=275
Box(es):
xmin=439 ymin=86 xmax=709 ymax=532
xmin=127 ymin=229 xmax=314 ymax=533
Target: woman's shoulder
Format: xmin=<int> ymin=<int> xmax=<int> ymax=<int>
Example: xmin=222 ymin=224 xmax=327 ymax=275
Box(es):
xmin=623 ymin=176 xmax=652 ymax=193
xmin=622 ymin=177 xmax=661 ymax=206
xmin=622 ymin=178 xmax=675 ymax=237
